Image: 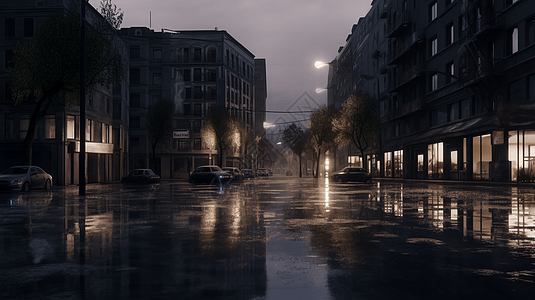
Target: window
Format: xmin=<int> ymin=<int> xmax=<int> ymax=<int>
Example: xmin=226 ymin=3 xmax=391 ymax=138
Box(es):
xmin=184 ymin=103 xmax=191 ymax=115
xmin=130 ymin=94 xmax=140 ymax=108
xmin=194 ymin=68 xmax=202 ymax=81
xmin=130 ymin=45 xmax=140 ymax=59
xmin=460 ymin=98 xmax=472 ymax=118
xmin=450 ymin=150 xmax=458 ymax=171
xmin=19 ymin=115 xmax=29 ymax=139
xmin=130 ymin=69 xmax=140 ymax=84
xmin=508 ymin=26 xmax=519 ymax=55
xmin=4 ymin=82 xmax=12 ymax=102
xmin=67 ymin=115 xmax=75 ymax=139
xmin=446 ymin=22 xmax=454 ymax=46
xmin=4 ymin=49 xmax=14 ymax=70
xmin=177 ymin=48 xmax=189 ymax=63
xmin=194 ymin=138 xmax=201 ymax=150
xmin=87 ymin=119 xmax=92 ymax=141
xmin=129 ymin=116 xmax=140 ymax=129
xmin=446 ymin=61 xmax=455 ymax=83
xmin=153 ymin=73 xmax=161 ymax=85
xmin=4 ymin=115 xmax=13 ymax=140
xmin=431 ymin=74 xmax=439 ymax=91
xmin=24 ymin=18 xmax=33 ymax=37
xmin=5 ymin=18 xmax=15 ymax=36
xmin=428 ymin=142 xmax=444 ymax=179
xmin=430 ymin=37 xmax=438 ymax=56
xmin=45 ymin=115 xmax=55 ymax=139
xmin=194 ymin=48 xmax=202 ymax=61
xmin=193 ymin=86 xmax=202 ymax=99
xmin=529 ymin=74 xmax=535 ymax=100
xmin=194 ymin=103 xmax=202 ymax=116
xmin=506 ymin=0 xmax=519 ymax=6
xmin=206 ymin=47 xmax=216 ymax=62
xmin=448 ymin=102 xmax=459 ymax=121
xmin=130 ymin=137 xmax=140 ymax=146
xmin=526 ymin=17 xmax=535 ymax=46
xmin=508 ymin=79 xmax=526 ymax=101
xmin=153 ymin=49 xmax=161 ymax=60
xmin=430 ymin=2 xmax=438 ymax=22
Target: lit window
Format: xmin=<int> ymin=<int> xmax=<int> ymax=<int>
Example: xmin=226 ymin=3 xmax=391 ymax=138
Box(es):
xmin=512 ymin=27 xmax=518 ymax=54
xmin=431 ymin=74 xmax=439 ymax=91
xmin=45 ymin=115 xmax=55 ymax=139
xmin=431 ymin=38 xmax=438 ymax=56
xmin=430 ymin=2 xmax=438 ymax=22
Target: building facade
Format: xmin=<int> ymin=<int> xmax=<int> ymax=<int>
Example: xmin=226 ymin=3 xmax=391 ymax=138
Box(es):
xmin=327 ymin=0 xmax=535 ymax=182
xmin=0 ymin=0 xmax=130 ymax=185
xmin=119 ymin=28 xmax=260 ymax=179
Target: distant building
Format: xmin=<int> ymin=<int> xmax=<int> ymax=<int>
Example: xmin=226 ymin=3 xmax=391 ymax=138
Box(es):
xmin=118 ymin=28 xmax=260 ymax=179
xmin=327 ymin=0 xmax=535 ymax=182
xmin=0 ymin=0 xmax=130 ymax=185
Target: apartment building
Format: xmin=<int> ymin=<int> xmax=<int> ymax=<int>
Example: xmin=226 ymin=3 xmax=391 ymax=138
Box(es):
xmin=119 ymin=28 xmax=260 ymax=179
xmin=0 ymin=0 xmax=130 ymax=185
xmin=327 ymin=0 xmax=535 ymax=182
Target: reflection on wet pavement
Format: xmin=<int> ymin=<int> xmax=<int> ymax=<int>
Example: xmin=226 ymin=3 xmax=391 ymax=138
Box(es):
xmin=1 ymin=178 xmax=535 ymax=299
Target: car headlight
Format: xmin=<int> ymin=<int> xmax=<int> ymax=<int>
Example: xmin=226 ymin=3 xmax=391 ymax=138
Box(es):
xmin=9 ymin=179 xmax=22 ymax=185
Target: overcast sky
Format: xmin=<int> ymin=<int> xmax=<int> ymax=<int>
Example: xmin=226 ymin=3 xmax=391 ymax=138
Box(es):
xmin=109 ymin=0 xmax=372 ymax=124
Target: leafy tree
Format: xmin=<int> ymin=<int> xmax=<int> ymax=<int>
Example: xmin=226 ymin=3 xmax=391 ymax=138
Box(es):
xmin=332 ymin=93 xmax=380 ymax=172
xmin=201 ymin=107 xmax=239 ymax=167
xmin=282 ymin=123 xmax=308 ymax=177
xmin=146 ymin=98 xmax=175 ymax=175
xmin=99 ymin=0 xmax=124 ymax=30
xmin=308 ymin=105 xmax=337 ymax=178
xmin=8 ymin=6 xmax=124 ymax=164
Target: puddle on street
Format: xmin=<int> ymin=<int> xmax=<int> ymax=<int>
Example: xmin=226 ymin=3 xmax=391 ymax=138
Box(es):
xmin=1 ymin=179 xmax=535 ymax=299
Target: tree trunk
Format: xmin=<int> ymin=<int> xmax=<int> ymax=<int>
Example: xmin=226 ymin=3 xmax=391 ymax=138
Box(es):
xmin=23 ymin=97 xmax=47 ymax=165
xmin=152 ymin=143 xmax=158 ymax=175
xmin=298 ymin=154 xmax=302 ymax=177
xmin=315 ymin=153 xmax=321 ymax=178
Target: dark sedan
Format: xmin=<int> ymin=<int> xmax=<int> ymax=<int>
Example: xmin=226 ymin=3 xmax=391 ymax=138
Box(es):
xmin=330 ymin=167 xmax=372 ymax=183
xmin=121 ymin=169 xmax=160 ymax=184
xmin=0 ymin=166 xmax=53 ymax=192
xmin=189 ymin=165 xmax=232 ymax=184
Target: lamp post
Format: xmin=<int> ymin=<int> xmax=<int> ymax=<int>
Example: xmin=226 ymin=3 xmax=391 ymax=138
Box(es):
xmin=79 ymin=0 xmax=87 ymax=195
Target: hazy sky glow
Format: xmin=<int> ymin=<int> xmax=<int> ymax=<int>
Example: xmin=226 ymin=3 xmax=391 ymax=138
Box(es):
xmin=110 ymin=0 xmax=372 ymax=123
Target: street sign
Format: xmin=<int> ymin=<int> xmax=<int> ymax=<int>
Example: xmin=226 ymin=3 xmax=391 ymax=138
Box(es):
xmin=173 ymin=130 xmax=189 ymax=139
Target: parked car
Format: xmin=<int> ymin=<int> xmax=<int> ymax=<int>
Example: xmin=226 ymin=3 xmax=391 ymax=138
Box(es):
xmin=222 ymin=167 xmax=244 ymax=181
xmin=189 ymin=165 xmax=232 ymax=184
xmin=257 ymin=168 xmax=269 ymax=176
xmin=242 ymin=169 xmax=254 ymax=179
xmin=0 ymin=166 xmax=53 ymax=192
xmin=267 ymin=168 xmax=273 ymax=176
xmin=121 ymin=169 xmax=160 ymax=184
xmin=285 ymin=169 xmax=293 ymax=176
xmin=330 ymin=167 xmax=372 ymax=183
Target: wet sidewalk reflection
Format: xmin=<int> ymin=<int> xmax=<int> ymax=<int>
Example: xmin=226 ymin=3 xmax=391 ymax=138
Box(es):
xmin=1 ymin=178 xmax=534 ymax=299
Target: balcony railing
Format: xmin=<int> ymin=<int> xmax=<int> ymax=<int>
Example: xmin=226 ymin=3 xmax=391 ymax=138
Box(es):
xmin=387 ymin=11 xmax=411 ymax=38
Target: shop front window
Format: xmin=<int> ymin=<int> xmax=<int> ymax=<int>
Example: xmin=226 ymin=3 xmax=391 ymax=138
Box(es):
xmin=428 ymin=142 xmax=444 ymax=179
xmin=473 ymin=134 xmax=492 ymax=179
xmin=394 ymin=150 xmax=403 ymax=177
xmin=384 ymin=152 xmax=392 ymax=177
xmin=450 ymin=150 xmax=458 ymax=171
xmin=510 ymin=130 xmax=535 ymax=181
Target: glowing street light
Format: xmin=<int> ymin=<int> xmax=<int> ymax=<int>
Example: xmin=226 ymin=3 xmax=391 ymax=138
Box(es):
xmin=314 ymin=60 xmax=329 ymax=69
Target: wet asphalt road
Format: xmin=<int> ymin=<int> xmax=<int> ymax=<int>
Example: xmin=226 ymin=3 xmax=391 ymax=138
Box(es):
xmin=1 ymin=175 xmax=535 ymax=299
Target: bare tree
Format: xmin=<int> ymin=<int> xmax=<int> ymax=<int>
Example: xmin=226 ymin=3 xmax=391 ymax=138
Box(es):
xmin=146 ymin=98 xmax=174 ymax=175
xmin=99 ymin=0 xmax=124 ymax=30
xmin=201 ymin=107 xmax=239 ymax=167
xmin=308 ymin=105 xmax=337 ymax=178
xmin=8 ymin=7 xmax=124 ymax=165
xmin=282 ymin=123 xmax=308 ymax=177
xmin=333 ymin=93 xmax=380 ymax=171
